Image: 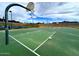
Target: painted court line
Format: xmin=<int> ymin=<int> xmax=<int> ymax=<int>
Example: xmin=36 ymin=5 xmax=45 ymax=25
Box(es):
xmin=13 ymin=30 xmax=42 ymax=36
xmin=26 ymin=30 xmax=42 ymax=34
xmin=67 ymin=32 xmax=79 ymax=37
xmin=9 ymin=28 xmax=39 ymax=32
xmin=33 ymin=31 xmax=56 ymax=51
xmin=0 ymin=30 xmax=4 ymax=32
xmin=9 ymin=35 xmax=40 ymax=56
xmin=62 ymin=31 xmax=79 ymax=37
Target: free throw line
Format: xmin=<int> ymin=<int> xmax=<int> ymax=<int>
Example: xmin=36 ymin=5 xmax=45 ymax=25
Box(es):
xmin=33 ymin=31 xmax=56 ymax=51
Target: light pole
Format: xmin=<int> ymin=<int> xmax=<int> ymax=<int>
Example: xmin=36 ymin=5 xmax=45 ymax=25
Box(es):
xmin=3 ymin=17 xmax=5 ymax=28
xmin=9 ymin=11 xmax=12 ymax=29
xmin=30 ymin=12 xmax=34 ymax=24
xmin=47 ymin=20 xmax=49 ymax=27
xmin=5 ymin=3 xmax=33 ymax=45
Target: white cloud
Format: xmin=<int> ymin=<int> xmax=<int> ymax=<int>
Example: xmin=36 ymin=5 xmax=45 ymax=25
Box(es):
xmin=0 ymin=2 xmax=79 ymax=22
xmin=34 ymin=2 xmax=79 ymax=22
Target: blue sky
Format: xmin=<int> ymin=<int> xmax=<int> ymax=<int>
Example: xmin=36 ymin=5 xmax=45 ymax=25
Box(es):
xmin=0 ymin=2 xmax=79 ymax=23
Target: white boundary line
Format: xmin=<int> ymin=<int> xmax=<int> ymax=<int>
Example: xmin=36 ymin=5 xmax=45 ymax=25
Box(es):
xmin=0 ymin=30 xmax=4 ymax=32
xmin=63 ymin=32 xmax=79 ymax=37
xmin=33 ymin=31 xmax=56 ymax=51
xmin=26 ymin=30 xmax=42 ymax=34
xmin=11 ymin=30 xmax=42 ymax=38
xmin=9 ymin=35 xmax=40 ymax=56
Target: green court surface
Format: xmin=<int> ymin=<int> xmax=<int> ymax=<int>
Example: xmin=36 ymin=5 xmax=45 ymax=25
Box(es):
xmin=0 ymin=27 xmax=79 ymax=56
